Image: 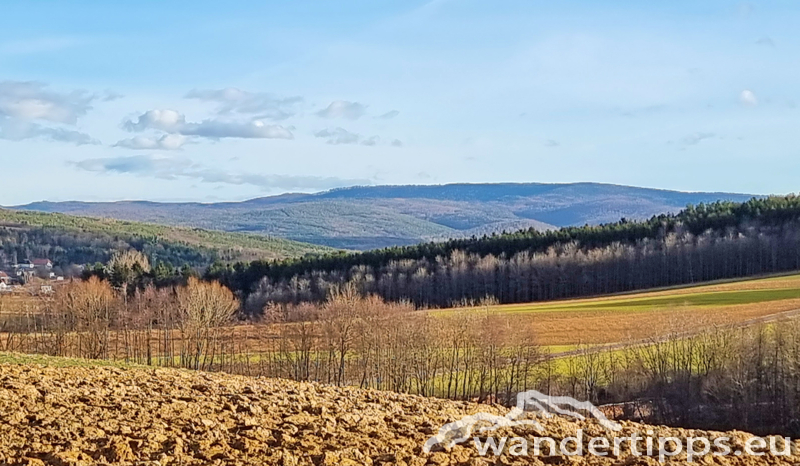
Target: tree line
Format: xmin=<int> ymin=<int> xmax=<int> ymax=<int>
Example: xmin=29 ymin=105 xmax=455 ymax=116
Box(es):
xmin=0 ymin=275 xmax=239 ymax=371
xmin=559 ymin=320 xmax=800 ymax=437
xmin=206 ymin=195 xmax=800 ymax=312
xmin=0 ymin=280 xmax=544 ymax=404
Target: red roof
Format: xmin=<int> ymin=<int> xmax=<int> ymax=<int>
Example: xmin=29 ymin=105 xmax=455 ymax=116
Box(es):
xmin=0 ymin=271 xmax=9 ymax=278
xmin=31 ymin=259 xmax=52 ymax=266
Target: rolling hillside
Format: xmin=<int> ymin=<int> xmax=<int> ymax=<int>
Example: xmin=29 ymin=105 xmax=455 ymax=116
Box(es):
xmin=13 ymin=183 xmax=756 ymax=250
xmin=0 ymin=208 xmax=333 ymax=268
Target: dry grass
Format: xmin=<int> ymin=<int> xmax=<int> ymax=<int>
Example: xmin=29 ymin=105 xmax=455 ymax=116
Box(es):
xmin=527 ymin=299 xmax=800 ymax=346
xmin=437 ymin=274 xmax=800 ymax=346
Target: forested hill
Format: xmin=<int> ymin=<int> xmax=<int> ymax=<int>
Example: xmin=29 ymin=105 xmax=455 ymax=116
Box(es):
xmin=208 ymin=195 xmax=800 ymax=311
xmin=0 ymin=209 xmax=332 ymax=270
xmin=13 ymin=183 xmax=755 ymax=250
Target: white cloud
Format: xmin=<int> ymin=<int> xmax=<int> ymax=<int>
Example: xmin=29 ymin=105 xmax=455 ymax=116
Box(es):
xmin=183 ymin=119 xmax=293 ymax=139
xmin=72 ymin=154 xmax=371 ymax=190
xmin=0 ymin=119 xmax=97 ymax=145
xmin=114 ymin=134 xmax=189 ymax=150
xmin=123 ymin=109 xmax=294 ymax=140
xmin=123 ymin=109 xmax=185 ymax=132
xmin=740 ymin=90 xmax=758 ymax=106
xmin=376 ymin=110 xmax=400 ymax=119
xmin=314 ymin=127 xmax=360 ymax=145
xmin=0 ymin=81 xmax=94 ymax=124
xmin=185 ymin=88 xmax=301 ymax=120
xmin=391 ymin=139 xmax=403 ymax=147
xmin=316 ymin=100 xmax=367 ymax=120
xmin=544 ymin=139 xmax=560 ymax=148
xmin=0 ymin=81 xmax=98 ymax=145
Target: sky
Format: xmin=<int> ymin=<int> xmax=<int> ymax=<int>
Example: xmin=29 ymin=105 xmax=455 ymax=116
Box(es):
xmin=1 ymin=0 xmax=798 ymax=204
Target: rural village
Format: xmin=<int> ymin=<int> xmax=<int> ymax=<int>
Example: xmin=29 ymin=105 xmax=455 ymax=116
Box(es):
xmin=0 ymin=258 xmax=67 ymax=294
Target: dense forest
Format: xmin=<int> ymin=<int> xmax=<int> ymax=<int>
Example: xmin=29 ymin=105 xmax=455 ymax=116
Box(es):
xmin=206 ymin=195 xmax=800 ymax=311
xmin=0 ymin=225 xmax=210 ymax=270
xmin=0 ymin=208 xmax=331 ymax=271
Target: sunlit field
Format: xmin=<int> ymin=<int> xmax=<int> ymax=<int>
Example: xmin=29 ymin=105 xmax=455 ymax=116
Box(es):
xmin=435 ymin=274 xmax=800 ymax=347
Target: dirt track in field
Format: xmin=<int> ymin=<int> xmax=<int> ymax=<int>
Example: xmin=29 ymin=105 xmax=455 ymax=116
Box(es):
xmin=0 ymin=361 xmax=796 ymax=465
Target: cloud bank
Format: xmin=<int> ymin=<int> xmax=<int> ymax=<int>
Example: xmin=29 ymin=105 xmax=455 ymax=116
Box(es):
xmin=185 ymin=88 xmax=302 ymax=121
xmin=122 ymin=109 xmax=294 ymax=140
xmin=0 ymin=81 xmax=94 ymax=124
xmin=0 ymin=80 xmax=98 ymax=145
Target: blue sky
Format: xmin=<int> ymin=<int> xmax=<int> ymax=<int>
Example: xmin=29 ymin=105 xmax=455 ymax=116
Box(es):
xmin=1 ymin=0 xmax=798 ymax=204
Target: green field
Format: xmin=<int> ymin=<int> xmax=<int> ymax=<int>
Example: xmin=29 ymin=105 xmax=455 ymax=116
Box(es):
xmin=477 ymin=288 xmax=800 ymax=315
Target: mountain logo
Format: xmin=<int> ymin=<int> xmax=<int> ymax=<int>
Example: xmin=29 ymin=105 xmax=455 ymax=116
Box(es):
xmin=423 ymin=390 xmax=621 ymax=453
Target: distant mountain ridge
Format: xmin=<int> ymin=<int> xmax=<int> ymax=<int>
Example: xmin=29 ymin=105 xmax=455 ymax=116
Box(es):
xmin=12 ymin=183 xmax=758 ymax=250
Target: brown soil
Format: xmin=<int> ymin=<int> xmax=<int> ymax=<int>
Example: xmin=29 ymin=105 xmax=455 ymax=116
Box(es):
xmin=0 ymin=362 xmax=796 ymax=465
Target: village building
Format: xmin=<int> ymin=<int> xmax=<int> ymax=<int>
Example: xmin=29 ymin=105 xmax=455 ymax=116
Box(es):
xmin=12 ymin=259 xmax=53 ymax=270
xmin=13 ymin=260 xmax=35 ymax=270
xmin=32 ymin=259 xmax=53 ymax=269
